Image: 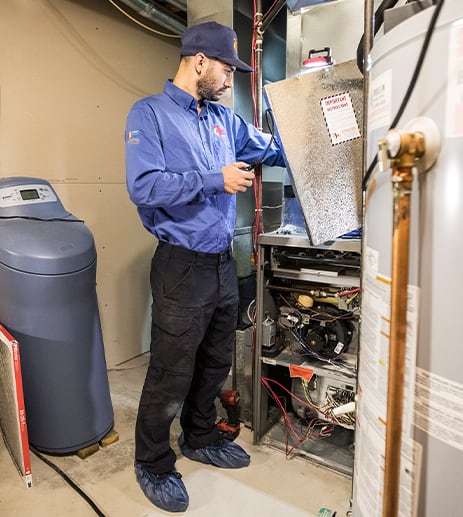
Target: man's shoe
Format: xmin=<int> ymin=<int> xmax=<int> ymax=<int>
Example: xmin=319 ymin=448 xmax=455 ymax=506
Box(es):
xmin=135 ymin=463 xmax=189 ymax=513
xmin=178 ymin=433 xmax=250 ymax=469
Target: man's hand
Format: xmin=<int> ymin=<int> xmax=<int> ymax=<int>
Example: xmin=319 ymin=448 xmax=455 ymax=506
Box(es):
xmin=222 ymin=162 xmax=255 ymax=194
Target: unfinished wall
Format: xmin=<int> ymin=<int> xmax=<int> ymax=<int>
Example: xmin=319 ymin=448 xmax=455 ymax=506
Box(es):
xmin=0 ymin=0 xmax=181 ymax=366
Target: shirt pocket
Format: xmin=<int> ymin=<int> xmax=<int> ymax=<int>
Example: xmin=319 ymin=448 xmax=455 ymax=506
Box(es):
xmin=212 ymin=134 xmax=235 ymax=164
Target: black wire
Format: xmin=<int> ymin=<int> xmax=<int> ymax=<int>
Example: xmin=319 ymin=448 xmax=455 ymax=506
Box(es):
xmin=245 ymin=108 xmax=277 ymax=170
xmin=261 ymin=108 xmax=277 ymax=162
xmin=30 ymin=446 xmax=107 ymax=517
xmin=362 ymin=0 xmax=445 ymax=191
xmin=0 ymin=216 xmax=84 ymax=222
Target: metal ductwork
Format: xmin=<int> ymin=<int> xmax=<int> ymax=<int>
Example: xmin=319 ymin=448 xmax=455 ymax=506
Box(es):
xmin=163 ymin=0 xmax=187 ymax=10
xmin=119 ymin=0 xmax=187 ymax=35
xmin=286 ymin=0 xmax=335 ymax=11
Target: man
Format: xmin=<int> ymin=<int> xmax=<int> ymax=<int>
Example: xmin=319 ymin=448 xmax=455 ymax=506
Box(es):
xmin=125 ymin=21 xmax=285 ymax=513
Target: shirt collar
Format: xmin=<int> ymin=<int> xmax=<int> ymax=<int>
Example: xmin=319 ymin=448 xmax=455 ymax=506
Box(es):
xmin=164 ymin=79 xmax=209 ymax=113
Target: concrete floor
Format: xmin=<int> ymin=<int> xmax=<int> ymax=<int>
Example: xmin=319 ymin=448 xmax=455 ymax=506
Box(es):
xmin=0 ymin=355 xmax=352 ymax=517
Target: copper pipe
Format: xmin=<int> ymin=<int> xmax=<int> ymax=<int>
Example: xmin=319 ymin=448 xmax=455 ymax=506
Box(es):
xmin=383 ymin=166 xmax=413 ymax=517
xmin=254 ymin=3 xmax=264 ymax=238
xmin=382 ymin=132 xmax=424 ymax=517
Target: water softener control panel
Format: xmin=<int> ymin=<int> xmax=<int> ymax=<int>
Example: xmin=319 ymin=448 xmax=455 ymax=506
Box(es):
xmin=0 ymin=183 xmax=57 ymax=207
xmin=0 ymin=177 xmax=69 ymax=219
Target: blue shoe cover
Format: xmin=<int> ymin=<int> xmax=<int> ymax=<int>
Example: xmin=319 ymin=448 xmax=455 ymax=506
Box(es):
xmin=135 ymin=463 xmax=189 ymax=513
xmin=178 ymin=433 xmax=250 ymax=469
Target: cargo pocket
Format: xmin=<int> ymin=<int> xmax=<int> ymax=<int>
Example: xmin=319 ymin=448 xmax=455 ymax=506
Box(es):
xmin=151 ymin=306 xmax=200 ymax=374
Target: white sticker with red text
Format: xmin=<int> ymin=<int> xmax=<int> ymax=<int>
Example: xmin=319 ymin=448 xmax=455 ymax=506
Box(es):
xmin=320 ymin=91 xmax=361 ymax=145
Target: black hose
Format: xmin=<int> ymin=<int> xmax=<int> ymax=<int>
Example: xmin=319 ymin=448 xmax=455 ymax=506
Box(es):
xmin=30 ymin=446 xmax=107 ymax=517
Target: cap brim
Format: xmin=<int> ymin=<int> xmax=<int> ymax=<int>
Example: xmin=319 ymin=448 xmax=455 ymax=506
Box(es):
xmin=219 ymin=56 xmax=254 ymax=73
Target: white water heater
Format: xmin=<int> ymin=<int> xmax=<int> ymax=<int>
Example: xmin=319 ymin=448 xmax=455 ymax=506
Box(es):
xmin=353 ymin=2 xmax=463 ymax=516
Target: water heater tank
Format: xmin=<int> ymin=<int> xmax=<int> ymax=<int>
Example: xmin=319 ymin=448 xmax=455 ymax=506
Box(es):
xmin=0 ymin=177 xmax=114 ymax=453
xmin=353 ymin=3 xmax=463 ymax=516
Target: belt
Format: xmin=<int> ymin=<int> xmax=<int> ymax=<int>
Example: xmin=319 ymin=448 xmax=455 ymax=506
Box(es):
xmin=157 ymin=241 xmax=232 ymax=265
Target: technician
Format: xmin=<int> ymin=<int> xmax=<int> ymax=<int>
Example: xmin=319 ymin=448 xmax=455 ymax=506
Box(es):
xmin=125 ymin=21 xmax=285 ymax=513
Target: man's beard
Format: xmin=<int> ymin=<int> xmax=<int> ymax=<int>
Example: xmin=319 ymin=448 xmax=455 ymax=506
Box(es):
xmin=197 ymin=72 xmax=227 ymax=102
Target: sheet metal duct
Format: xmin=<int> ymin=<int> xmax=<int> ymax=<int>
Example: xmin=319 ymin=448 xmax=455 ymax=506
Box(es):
xmin=119 ymin=0 xmax=186 ymax=34
xmin=264 ymin=60 xmax=363 ymax=245
xmin=164 ymin=0 xmax=187 ymax=10
xmin=287 ymin=0 xmax=336 ymax=10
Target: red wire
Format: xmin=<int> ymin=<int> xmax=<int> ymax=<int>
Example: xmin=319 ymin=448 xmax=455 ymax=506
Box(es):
xmin=337 ymin=287 xmax=361 ymax=297
xmin=261 ymin=376 xmax=337 ymax=421
xmin=285 ymin=420 xmax=334 ymax=458
xmin=261 ymin=0 xmax=281 ymax=25
xmin=261 ymin=377 xmax=335 ymax=458
xmin=261 ymin=377 xmax=300 ymax=440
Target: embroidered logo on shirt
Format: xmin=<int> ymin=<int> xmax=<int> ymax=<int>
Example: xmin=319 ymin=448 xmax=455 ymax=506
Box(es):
xmin=213 ymin=125 xmax=226 ymax=137
xmin=127 ymin=130 xmax=140 ymax=144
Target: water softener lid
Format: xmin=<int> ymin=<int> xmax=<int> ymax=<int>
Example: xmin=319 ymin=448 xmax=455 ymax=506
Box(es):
xmin=0 ymin=218 xmax=96 ymax=274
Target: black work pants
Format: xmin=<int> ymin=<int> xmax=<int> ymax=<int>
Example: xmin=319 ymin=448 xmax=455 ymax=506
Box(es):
xmin=135 ymin=241 xmax=239 ymax=474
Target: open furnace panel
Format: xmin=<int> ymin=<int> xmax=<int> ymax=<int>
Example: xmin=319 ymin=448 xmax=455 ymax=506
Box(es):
xmin=253 ymin=232 xmax=360 ymax=476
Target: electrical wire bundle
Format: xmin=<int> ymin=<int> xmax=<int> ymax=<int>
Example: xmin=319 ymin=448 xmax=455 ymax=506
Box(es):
xmin=300 ymin=380 xmax=355 ymax=428
xmin=261 ymin=376 xmax=346 ymax=458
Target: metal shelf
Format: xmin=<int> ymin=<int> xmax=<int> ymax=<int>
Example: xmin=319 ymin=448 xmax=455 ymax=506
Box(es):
xmin=261 ymin=414 xmax=355 ymax=478
xmin=261 ymin=349 xmax=357 ymax=384
xmin=272 ymin=267 xmax=360 ymax=287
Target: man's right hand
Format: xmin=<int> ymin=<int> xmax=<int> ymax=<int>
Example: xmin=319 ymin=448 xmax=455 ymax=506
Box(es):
xmin=222 ymin=162 xmax=255 ymax=194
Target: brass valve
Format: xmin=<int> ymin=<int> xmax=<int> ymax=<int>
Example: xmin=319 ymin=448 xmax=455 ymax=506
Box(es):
xmin=378 ymin=130 xmax=426 ymax=171
xmin=377 ymin=117 xmax=441 ymax=175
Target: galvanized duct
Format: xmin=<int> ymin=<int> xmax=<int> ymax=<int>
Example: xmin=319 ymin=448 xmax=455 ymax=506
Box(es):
xmin=164 ymin=0 xmax=187 ymax=10
xmin=119 ymin=0 xmax=187 ymax=34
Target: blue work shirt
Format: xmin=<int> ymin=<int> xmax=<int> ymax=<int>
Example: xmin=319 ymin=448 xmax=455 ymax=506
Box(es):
xmin=125 ymin=80 xmax=285 ymax=253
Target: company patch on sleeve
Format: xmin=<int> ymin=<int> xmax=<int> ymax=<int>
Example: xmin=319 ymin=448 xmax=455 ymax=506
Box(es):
xmin=127 ymin=130 xmax=141 ymax=144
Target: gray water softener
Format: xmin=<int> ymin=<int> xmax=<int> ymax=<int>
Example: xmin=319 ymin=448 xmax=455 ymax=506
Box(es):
xmin=0 ymin=177 xmax=113 ymax=453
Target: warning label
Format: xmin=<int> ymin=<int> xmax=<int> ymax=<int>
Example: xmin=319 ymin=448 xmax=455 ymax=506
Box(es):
xmin=320 ymin=91 xmax=361 ymax=146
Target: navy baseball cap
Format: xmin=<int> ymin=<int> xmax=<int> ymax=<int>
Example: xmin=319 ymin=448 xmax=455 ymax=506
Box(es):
xmin=181 ymin=21 xmax=253 ymax=73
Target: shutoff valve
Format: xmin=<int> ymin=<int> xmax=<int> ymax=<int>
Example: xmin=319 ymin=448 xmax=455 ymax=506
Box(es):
xmin=377 ymin=116 xmax=441 ymax=174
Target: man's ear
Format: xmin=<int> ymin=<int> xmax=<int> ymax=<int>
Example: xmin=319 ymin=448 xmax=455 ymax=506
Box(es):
xmin=194 ymin=53 xmax=207 ymax=75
